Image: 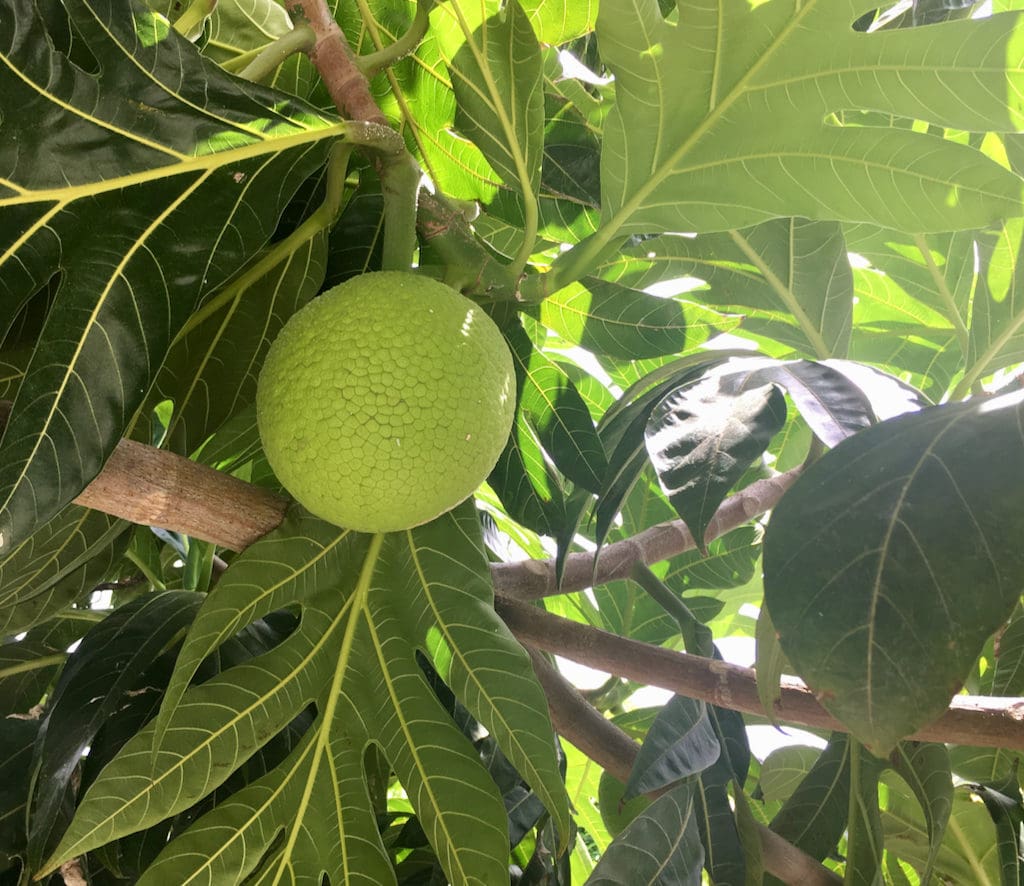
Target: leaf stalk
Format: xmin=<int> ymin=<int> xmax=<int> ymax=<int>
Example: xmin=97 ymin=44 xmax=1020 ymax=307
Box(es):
xmin=173 ymin=141 xmax=353 ymax=342
xmin=237 ymin=24 xmax=317 ymax=83
xmin=172 ymin=0 xmax=216 ymax=39
xmin=0 ymin=652 xmax=66 ymax=679
xmin=357 ymin=0 xmax=434 ymax=77
xmin=520 ymin=231 xmax=630 ymax=302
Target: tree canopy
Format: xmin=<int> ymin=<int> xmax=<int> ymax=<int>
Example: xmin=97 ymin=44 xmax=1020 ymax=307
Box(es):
xmin=2 ymin=0 xmax=1024 ymax=884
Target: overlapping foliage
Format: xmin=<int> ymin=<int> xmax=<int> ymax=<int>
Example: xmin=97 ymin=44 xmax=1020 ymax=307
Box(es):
xmin=3 ymin=0 xmax=1024 ymax=883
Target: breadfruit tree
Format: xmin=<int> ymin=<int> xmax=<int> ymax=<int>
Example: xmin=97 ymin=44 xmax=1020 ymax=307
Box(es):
xmin=2 ymin=0 xmax=1024 ymax=883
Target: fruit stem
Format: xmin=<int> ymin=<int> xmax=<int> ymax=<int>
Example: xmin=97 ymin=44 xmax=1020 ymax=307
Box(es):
xmin=379 ymin=151 xmax=421 ymax=271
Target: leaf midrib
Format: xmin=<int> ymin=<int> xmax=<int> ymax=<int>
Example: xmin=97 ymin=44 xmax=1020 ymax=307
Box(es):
xmin=0 ymin=125 xmax=345 ymax=208
xmin=864 ymin=406 xmax=985 ymax=731
xmin=406 ymin=524 xmax=564 ymax=835
xmin=267 ymin=533 xmax=382 ymax=884
xmin=155 ymin=524 xmax=356 ymax=751
xmin=42 ymin=589 xmax=361 ymax=869
xmin=603 ymin=2 xmax=816 ymax=236
xmin=364 ymin=608 xmax=470 ymax=884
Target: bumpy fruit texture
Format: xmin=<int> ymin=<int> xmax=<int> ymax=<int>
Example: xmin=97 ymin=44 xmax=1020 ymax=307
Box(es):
xmin=256 ymin=272 xmax=516 ymax=533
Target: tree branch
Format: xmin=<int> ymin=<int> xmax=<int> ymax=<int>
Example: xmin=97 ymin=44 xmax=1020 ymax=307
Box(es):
xmin=527 ymin=650 xmax=842 ymax=885
xmin=503 ymin=596 xmax=1024 ymax=751
xmin=73 ymin=438 xmax=289 ymax=552
xmin=288 ymin=0 xmax=386 ymax=125
xmin=491 ymin=468 xmax=801 ymax=599
xmin=5 ymin=403 xmax=1022 ymax=749
xmin=6 ymin=397 xmax=791 ymax=586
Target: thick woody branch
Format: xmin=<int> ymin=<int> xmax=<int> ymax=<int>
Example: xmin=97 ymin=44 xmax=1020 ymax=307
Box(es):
xmin=491 ymin=469 xmax=801 ymax=599
xmin=502 ymin=596 xmax=1024 ymax=751
xmin=73 ymin=438 xmax=288 ymax=552
xmin=5 ymin=403 xmax=1022 ymax=750
xmin=10 ymin=398 xmax=790 ymax=583
xmin=288 ymin=0 xmax=386 ymax=124
xmin=528 ymin=650 xmax=842 ymax=885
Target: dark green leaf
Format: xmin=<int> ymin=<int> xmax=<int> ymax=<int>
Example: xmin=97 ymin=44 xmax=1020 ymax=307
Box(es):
xmin=719 ymin=358 xmax=875 ymax=447
xmin=820 ymin=360 xmax=931 ymax=420
xmin=587 ymin=780 xmax=704 ymax=886
xmin=993 ymin=614 xmax=1024 ymax=697
xmin=891 ymin=742 xmax=954 ymax=884
xmin=695 ymin=755 xmax=745 ymax=886
xmin=28 ymin=591 xmax=202 ymax=868
xmin=713 ymin=705 xmax=751 ymax=792
xmin=0 ymin=718 xmax=39 ymax=871
xmin=665 ymin=526 xmax=760 ymax=594
xmin=0 ymin=349 xmax=28 ymax=403
xmin=624 ymin=696 xmax=720 ymax=801
xmin=147 ymin=232 xmax=327 ymax=456
xmin=593 ymin=355 xmax=737 ymax=550
xmin=769 ymin=734 xmax=850 ymax=866
xmin=0 ymin=0 xmax=342 ymax=551
xmin=972 ymin=779 xmax=1024 ymax=886
xmin=0 ymin=506 xmax=129 ymax=636
xmin=507 ymin=321 xmax=607 ymax=493
xmin=765 ymin=391 xmax=1024 ymax=755
xmin=844 ymin=744 xmax=885 ymax=886
xmin=0 ymin=636 xmax=65 ymax=718
xmin=733 ymin=788 xmax=766 ymax=886
xmin=323 ymin=183 xmax=385 ymax=287
xmin=192 ymin=403 xmax=261 ymax=472
xmin=489 ymin=412 xmax=568 ymax=537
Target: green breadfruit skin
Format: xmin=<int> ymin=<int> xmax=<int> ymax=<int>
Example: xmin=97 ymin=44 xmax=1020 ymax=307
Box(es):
xmin=256 ymin=271 xmax=516 ymax=533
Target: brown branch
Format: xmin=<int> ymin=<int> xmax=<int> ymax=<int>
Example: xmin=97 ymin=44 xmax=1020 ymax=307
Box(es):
xmin=501 ymin=596 xmax=1024 ymax=751
xmin=491 ymin=469 xmax=801 ymax=599
xmin=7 ymin=400 xmax=285 ymax=551
xmin=73 ymin=438 xmax=288 ymax=552
xmin=3 ymin=396 xmax=793 ymax=589
xmin=58 ymin=858 xmax=87 ymax=886
xmin=5 ymin=403 xmax=1024 ymax=749
xmin=288 ymin=0 xmax=386 ymax=125
xmin=528 ymin=650 xmax=842 ymax=885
